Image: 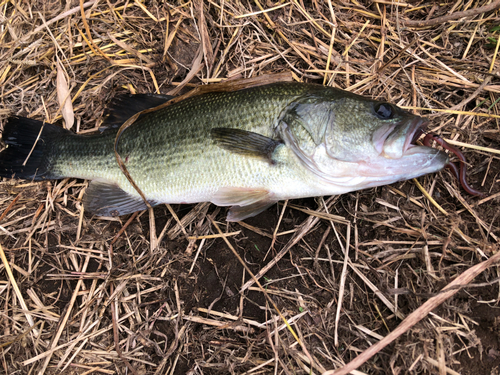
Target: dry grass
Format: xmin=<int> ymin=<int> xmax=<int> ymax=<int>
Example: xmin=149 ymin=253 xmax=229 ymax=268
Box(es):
xmin=0 ymin=1 xmax=499 ymax=374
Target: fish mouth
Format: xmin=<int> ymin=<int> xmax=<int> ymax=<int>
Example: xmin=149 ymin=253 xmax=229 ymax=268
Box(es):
xmin=360 ymin=116 xmax=448 ymax=179
xmin=381 ymin=117 xmax=435 ymax=158
xmin=403 ymin=118 xmax=428 ymax=154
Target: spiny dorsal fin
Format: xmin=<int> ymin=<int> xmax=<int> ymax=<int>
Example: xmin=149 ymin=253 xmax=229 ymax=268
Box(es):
xmin=211 ymin=128 xmax=282 ymax=164
xmin=101 ymin=93 xmax=175 ymax=130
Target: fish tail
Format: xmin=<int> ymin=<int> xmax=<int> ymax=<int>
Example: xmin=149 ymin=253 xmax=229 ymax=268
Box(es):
xmin=0 ymin=117 xmax=70 ymax=180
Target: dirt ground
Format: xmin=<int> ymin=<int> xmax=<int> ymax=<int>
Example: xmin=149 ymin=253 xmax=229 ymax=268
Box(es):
xmin=0 ymin=1 xmax=499 ymax=374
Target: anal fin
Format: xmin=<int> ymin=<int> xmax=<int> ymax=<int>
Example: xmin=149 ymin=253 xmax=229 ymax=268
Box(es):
xmin=83 ymin=180 xmax=155 ymax=217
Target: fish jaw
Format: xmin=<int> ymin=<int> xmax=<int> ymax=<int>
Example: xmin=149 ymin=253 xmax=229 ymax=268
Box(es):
xmin=355 ymin=146 xmax=449 ymax=188
xmin=358 ymin=117 xmax=450 ymax=181
xmin=289 ymin=142 xmax=449 ymax=194
xmin=379 ymin=117 xmax=425 ymax=159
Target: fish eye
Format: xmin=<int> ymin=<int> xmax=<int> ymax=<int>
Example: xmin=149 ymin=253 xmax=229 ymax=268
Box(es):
xmin=374 ymin=103 xmax=394 ymax=119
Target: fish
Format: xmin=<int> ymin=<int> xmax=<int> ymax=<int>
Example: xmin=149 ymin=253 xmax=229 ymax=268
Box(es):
xmin=0 ymin=81 xmax=450 ymax=221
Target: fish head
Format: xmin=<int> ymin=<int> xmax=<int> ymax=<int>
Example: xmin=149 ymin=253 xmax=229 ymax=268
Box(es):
xmin=279 ymin=89 xmax=449 ymax=191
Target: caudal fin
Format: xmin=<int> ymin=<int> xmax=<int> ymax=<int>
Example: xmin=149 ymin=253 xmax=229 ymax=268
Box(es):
xmin=0 ymin=117 xmax=70 ymax=181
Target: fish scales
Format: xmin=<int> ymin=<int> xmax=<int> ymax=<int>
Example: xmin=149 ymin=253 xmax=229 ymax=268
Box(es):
xmin=0 ymin=82 xmax=449 ymax=221
xmin=52 ymin=84 xmax=313 ymax=201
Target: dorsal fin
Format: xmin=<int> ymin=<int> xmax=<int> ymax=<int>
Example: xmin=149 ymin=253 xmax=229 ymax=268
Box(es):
xmin=101 ymin=93 xmax=175 ymax=130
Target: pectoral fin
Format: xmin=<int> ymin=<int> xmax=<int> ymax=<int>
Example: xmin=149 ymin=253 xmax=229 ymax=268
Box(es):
xmin=211 ymin=128 xmax=282 ymax=164
xmin=83 ymin=180 xmax=155 ymax=217
xmin=211 ymin=187 xmax=275 ymax=222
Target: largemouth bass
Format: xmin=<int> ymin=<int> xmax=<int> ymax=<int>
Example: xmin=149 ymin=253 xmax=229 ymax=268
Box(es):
xmin=0 ymin=82 xmax=448 ymax=221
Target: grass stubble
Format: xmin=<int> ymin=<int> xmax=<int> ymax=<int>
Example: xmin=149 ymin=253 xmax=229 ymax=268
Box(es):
xmin=0 ymin=1 xmax=499 ymax=374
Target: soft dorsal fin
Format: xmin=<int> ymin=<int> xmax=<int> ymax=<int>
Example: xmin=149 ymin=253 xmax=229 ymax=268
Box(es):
xmin=101 ymin=93 xmax=175 ymax=130
xmin=211 ymin=128 xmax=282 ymax=164
xmin=83 ymin=180 xmax=157 ymax=217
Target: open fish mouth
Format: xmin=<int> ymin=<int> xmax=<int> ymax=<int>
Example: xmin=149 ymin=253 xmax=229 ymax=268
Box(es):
xmin=374 ymin=117 xmax=431 ymax=159
xmin=402 ymin=118 xmax=429 ymax=155
xmin=397 ymin=118 xmax=485 ymax=198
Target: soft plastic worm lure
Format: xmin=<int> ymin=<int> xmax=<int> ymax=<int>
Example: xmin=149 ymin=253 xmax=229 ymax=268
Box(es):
xmin=423 ymin=133 xmax=485 ymax=198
